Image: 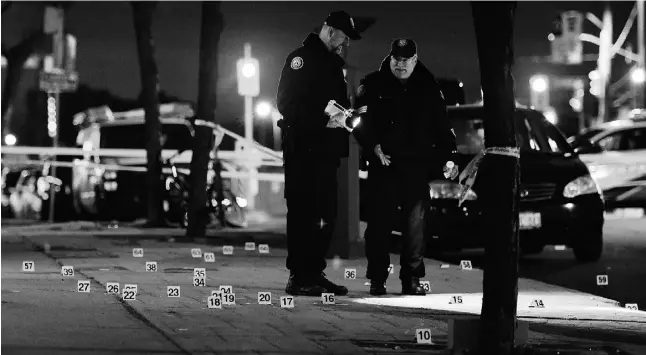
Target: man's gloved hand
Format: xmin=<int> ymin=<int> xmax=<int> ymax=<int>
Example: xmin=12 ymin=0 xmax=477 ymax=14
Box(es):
xmin=443 ymin=161 xmax=459 ymax=180
xmin=374 ymin=144 xmax=391 ymax=166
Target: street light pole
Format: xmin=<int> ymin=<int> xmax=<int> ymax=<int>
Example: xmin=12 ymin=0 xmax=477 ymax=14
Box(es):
xmin=243 ymin=43 xmax=254 ymax=144
xmin=637 ymin=0 xmax=645 ymax=107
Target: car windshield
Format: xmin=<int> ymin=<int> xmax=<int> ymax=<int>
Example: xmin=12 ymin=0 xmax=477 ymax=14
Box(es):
xmin=568 ymin=129 xmax=604 ymax=148
xmin=100 ymin=123 xmax=193 ymax=150
xmin=448 ymin=109 xmax=572 ymax=155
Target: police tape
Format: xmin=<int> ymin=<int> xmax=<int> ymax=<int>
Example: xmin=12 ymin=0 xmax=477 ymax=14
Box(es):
xmin=1 ymin=157 xmax=287 ymax=183
xmin=458 ymin=146 xmax=520 ymax=207
xmin=0 ymin=145 xmax=283 ymax=166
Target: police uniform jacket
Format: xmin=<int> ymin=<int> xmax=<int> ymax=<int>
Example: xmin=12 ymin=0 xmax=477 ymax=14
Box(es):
xmin=277 ymin=33 xmax=350 ymax=159
xmin=353 ymin=56 xmax=458 ymax=175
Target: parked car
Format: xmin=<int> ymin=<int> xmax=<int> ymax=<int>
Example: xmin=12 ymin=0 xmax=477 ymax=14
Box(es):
xmin=72 ymin=104 xmax=197 ymax=221
xmin=3 ymin=164 xmax=73 ymax=221
xmin=360 ymin=103 xmax=605 ymax=262
xmin=568 ymin=119 xmax=646 ymax=210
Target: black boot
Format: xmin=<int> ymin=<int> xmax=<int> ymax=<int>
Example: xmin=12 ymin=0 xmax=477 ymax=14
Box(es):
xmin=285 ymin=273 xmax=326 ymax=296
xmin=369 ymin=280 xmax=387 ymax=296
xmin=317 ymin=273 xmax=349 ymax=296
xmin=401 ymin=277 xmax=425 ymax=296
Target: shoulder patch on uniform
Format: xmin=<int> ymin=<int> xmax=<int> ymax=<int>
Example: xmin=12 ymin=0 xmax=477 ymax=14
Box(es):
xmin=356 ymin=84 xmax=365 ymax=97
xmin=290 ymin=56 xmax=303 ymax=70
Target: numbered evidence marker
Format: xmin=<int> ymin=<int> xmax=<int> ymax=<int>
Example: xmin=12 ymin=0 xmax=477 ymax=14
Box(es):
xmin=258 ymin=244 xmax=270 ymax=254
xmin=77 ymin=280 xmax=91 ymax=293
xmin=122 ymin=284 xmax=137 ymax=301
xmin=204 ymin=252 xmax=215 ymax=263
xmin=419 ymin=280 xmax=431 ymax=293
xmin=245 ymin=242 xmax=256 ymax=251
xmin=61 ymin=265 xmax=74 ymax=277
xmin=280 ymin=296 xmax=294 ymax=308
xmin=222 ymin=245 xmax=234 ymax=255
xmin=191 ymin=248 xmax=202 ymax=258
xmin=106 ymin=282 xmax=120 ymax=294
xmin=388 ymin=264 xmax=394 ymax=274
xmin=440 ymin=264 xmax=450 ymax=269
xmin=222 ymin=293 xmax=236 ymax=305
xmin=219 ymin=285 xmax=233 ymax=294
xmin=322 ymin=293 xmax=336 ymax=305
xmin=132 ymin=248 xmax=144 ymax=257
xmin=207 ymin=295 xmax=222 ymax=309
xmin=449 ymin=295 xmax=463 ymax=304
xmin=625 ymin=303 xmax=639 ymax=310
xmin=193 ymin=268 xmax=206 ymax=287
xmin=22 ymin=261 xmax=35 ymax=272
xmin=145 ymin=261 xmax=157 ymax=272
xmin=460 ymin=260 xmax=473 ymax=270
xmin=596 ymin=274 xmax=609 ymax=286
xmin=258 ymin=291 xmax=272 ymax=305
xmin=344 ymin=268 xmax=357 ymax=280
xmin=529 ymin=299 xmax=545 ymax=308
xmin=416 ymin=328 xmax=433 ymax=344
xmin=167 ymin=286 xmax=180 ymax=298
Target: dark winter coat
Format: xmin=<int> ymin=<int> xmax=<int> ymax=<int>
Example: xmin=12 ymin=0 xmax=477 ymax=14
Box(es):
xmin=276 ymin=33 xmax=350 ymax=159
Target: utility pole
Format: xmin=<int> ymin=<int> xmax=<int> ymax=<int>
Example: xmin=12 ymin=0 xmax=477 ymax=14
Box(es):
xmin=236 ymin=43 xmax=260 ymax=209
xmin=597 ymin=6 xmax=613 ymax=123
xmin=637 ymin=0 xmax=645 ymax=107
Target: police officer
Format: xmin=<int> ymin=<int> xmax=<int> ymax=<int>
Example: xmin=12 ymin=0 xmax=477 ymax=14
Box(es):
xmin=353 ymin=39 xmax=459 ymax=296
xmin=276 ymin=11 xmax=362 ymax=296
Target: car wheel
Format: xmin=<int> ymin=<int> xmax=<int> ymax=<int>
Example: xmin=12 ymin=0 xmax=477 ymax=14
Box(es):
xmin=572 ymin=228 xmax=603 ymax=263
xmin=520 ymin=245 xmax=545 ymax=255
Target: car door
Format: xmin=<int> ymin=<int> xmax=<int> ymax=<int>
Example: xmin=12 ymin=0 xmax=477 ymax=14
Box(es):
xmin=582 ymin=127 xmax=646 ymax=207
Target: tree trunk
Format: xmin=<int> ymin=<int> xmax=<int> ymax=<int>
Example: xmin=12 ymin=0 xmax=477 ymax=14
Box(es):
xmin=471 ymin=2 xmax=520 ymax=355
xmin=186 ymin=1 xmax=224 ymax=238
xmin=131 ymin=2 xmax=165 ymax=227
xmin=2 ymin=32 xmax=45 ymax=133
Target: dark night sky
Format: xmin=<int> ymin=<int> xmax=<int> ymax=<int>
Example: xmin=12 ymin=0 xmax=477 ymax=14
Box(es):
xmin=1 ymin=1 xmax=638 ymax=130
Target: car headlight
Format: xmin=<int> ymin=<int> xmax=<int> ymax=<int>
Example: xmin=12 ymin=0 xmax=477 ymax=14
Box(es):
xmin=429 ymin=181 xmax=477 ymax=201
xmin=563 ymin=174 xmax=601 ymax=198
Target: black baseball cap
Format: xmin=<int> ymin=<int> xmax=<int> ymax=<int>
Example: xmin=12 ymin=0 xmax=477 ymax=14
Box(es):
xmin=325 ymin=11 xmax=361 ymax=40
xmin=390 ymin=38 xmax=417 ymax=59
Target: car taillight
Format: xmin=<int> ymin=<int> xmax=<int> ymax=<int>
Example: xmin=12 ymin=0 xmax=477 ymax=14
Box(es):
xmin=563 ymin=174 xmax=601 ymax=198
xmin=429 ymin=181 xmax=477 ymax=201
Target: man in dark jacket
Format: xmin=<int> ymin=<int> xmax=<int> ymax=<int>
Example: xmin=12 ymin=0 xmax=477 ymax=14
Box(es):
xmin=276 ymin=11 xmax=362 ymax=296
xmin=353 ymin=39 xmax=459 ymax=296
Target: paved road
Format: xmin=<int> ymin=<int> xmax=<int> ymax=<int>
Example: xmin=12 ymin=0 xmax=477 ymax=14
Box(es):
xmin=436 ymin=218 xmax=646 ymax=310
xmin=2 ymin=217 xmax=645 ymax=354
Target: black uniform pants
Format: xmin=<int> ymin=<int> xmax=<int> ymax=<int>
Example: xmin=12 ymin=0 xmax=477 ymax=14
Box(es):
xmin=284 ymin=154 xmax=340 ymax=282
xmin=365 ymin=161 xmax=428 ymax=282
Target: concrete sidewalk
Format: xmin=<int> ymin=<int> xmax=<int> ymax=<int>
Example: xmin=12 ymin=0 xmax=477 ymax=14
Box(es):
xmin=2 ymin=224 xmax=645 ymax=355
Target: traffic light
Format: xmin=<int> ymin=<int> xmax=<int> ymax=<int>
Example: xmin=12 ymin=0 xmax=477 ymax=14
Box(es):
xmin=47 ymin=95 xmax=57 ymax=138
xmin=237 ymin=58 xmax=260 ymax=97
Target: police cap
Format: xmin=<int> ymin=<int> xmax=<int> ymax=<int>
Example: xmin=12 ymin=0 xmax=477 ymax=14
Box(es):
xmin=390 ymin=38 xmax=417 ymax=59
xmin=325 ymin=11 xmax=361 ymax=40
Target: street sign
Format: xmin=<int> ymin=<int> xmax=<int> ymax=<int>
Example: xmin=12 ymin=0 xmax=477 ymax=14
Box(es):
xmin=39 ymin=70 xmax=78 ymax=93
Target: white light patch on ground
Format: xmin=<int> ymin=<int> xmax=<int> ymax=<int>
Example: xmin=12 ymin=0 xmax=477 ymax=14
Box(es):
xmin=350 ymin=292 xmax=646 ymax=322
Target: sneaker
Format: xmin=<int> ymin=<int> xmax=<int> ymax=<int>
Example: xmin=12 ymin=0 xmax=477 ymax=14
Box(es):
xmin=369 ymin=280 xmax=387 ymax=296
xmin=317 ymin=273 xmax=349 ymax=296
xmin=401 ymin=277 xmax=425 ymax=296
